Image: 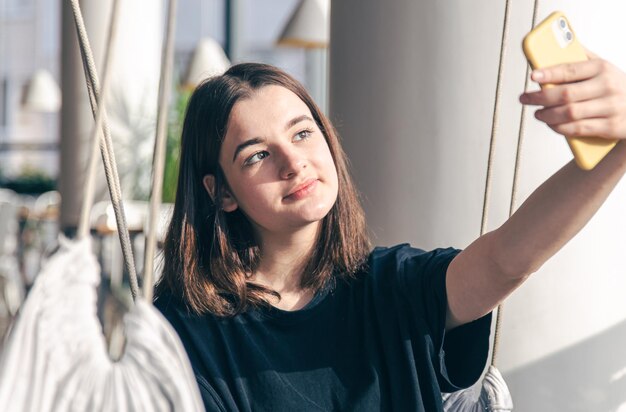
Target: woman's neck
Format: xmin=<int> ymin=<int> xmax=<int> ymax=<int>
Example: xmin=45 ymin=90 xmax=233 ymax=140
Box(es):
xmin=251 ymin=222 xmax=320 ymax=309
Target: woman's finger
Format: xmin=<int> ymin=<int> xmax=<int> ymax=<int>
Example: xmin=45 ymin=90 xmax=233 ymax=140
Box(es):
xmin=550 ymin=118 xmax=622 ymax=139
xmin=534 ymin=97 xmax=622 ymax=126
xmin=531 ymin=58 xmax=605 ymax=85
xmin=520 ymin=75 xmax=608 ymax=107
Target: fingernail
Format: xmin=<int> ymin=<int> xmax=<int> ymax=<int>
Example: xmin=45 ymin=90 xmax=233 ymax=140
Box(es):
xmin=519 ymin=94 xmax=527 ymax=103
xmin=532 ymin=70 xmax=544 ymax=81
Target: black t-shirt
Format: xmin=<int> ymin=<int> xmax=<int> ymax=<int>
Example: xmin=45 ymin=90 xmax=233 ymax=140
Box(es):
xmin=155 ymin=244 xmax=492 ymax=411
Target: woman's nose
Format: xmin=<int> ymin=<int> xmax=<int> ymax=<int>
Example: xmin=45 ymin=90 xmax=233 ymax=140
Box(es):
xmin=279 ymin=148 xmax=307 ymax=179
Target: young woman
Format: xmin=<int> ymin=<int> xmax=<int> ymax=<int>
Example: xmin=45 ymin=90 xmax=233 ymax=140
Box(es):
xmin=154 ymin=53 xmax=626 ymax=411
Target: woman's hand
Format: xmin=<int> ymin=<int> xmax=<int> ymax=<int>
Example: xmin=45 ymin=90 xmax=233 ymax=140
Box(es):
xmin=519 ymin=50 xmax=626 ymax=140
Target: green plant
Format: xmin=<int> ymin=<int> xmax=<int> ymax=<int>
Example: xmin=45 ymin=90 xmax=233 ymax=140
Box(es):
xmin=0 ymin=166 xmax=56 ymax=195
xmin=162 ymin=88 xmax=191 ymax=203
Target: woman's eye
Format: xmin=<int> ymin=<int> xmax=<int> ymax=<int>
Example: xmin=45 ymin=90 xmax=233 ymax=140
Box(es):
xmin=245 ymin=151 xmax=269 ymax=166
xmin=294 ymin=129 xmax=313 ymax=141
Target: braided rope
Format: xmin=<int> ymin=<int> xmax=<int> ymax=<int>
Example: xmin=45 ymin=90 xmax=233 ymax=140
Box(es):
xmin=480 ymin=0 xmax=512 ymax=239
xmin=77 ymin=0 xmax=120 ymax=239
xmin=68 ymin=0 xmax=140 ymax=300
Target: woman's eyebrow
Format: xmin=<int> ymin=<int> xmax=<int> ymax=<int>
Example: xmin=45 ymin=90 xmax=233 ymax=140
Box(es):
xmin=284 ymin=114 xmax=314 ymax=131
xmin=232 ymin=137 xmax=266 ymax=163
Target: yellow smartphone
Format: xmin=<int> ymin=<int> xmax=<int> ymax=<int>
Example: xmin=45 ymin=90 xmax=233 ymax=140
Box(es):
xmin=522 ymin=11 xmax=618 ymax=170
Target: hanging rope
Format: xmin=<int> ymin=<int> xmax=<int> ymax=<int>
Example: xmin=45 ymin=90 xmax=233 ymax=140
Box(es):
xmin=68 ymin=0 xmax=140 ymax=300
xmin=143 ymin=0 xmax=179 ymax=302
xmin=479 ymin=0 xmax=512 ymax=239
xmin=490 ymin=0 xmax=541 ymax=367
xmin=77 ymin=0 xmax=121 ymax=239
xmin=509 ymin=0 xmax=541 ymax=219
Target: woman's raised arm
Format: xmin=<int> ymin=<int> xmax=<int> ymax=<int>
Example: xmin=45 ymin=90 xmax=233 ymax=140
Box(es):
xmin=445 ymin=52 xmax=626 ymax=330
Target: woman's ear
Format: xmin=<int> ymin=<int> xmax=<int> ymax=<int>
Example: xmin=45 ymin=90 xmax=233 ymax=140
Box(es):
xmin=203 ymin=175 xmax=238 ymax=212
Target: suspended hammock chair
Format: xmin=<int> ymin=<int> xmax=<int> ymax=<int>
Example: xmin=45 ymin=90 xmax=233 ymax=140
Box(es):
xmin=0 ymin=0 xmax=204 ymax=410
xmin=0 ymin=237 xmax=203 ymax=411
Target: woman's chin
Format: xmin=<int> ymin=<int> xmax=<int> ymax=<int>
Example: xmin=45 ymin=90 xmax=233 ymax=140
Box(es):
xmin=278 ymin=207 xmax=332 ymax=231
xmin=298 ymin=203 xmax=334 ymax=222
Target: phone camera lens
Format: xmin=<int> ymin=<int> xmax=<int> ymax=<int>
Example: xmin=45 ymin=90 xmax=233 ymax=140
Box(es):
xmin=559 ymin=18 xmax=567 ymax=29
xmin=566 ymin=31 xmax=573 ymax=41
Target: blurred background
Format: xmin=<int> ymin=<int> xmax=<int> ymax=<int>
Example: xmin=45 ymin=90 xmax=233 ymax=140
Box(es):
xmin=1 ymin=0 xmax=626 ymax=410
xmin=0 ymin=0 xmax=313 ymax=186
xmin=0 ymin=0 xmax=318 ymax=322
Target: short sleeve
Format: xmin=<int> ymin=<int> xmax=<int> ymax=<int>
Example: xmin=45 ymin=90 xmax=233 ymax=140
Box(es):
xmin=392 ymin=245 xmax=493 ymax=392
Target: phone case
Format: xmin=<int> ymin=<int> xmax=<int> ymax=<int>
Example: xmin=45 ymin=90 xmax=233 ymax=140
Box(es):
xmin=522 ymin=11 xmax=618 ymax=170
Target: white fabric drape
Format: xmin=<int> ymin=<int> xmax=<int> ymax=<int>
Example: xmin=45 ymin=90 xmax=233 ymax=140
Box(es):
xmin=0 ymin=236 xmax=204 ymax=411
xmin=442 ymin=366 xmax=514 ymax=412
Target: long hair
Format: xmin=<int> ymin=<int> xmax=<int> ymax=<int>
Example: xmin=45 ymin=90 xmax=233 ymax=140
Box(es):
xmin=155 ymin=63 xmax=370 ymax=316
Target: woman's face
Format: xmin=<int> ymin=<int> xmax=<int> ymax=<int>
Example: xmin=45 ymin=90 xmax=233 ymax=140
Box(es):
xmin=213 ymin=85 xmax=339 ymax=238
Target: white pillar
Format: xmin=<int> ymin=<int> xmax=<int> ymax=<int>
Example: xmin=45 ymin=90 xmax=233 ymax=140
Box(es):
xmin=330 ymin=1 xmax=626 ymax=410
xmin=59 ymin=0 xmax=103 ymax=232
xmin=60 ymin=0 xmax=162 ymax=231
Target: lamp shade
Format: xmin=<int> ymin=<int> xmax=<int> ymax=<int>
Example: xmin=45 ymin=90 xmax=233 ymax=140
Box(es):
xmin=184 ymin=38 xmax=231 ymax=88
xmin=277 ymin=0 xmax=330 ymax=48
xmin=22 ymin=69 xmax=61 ymax=112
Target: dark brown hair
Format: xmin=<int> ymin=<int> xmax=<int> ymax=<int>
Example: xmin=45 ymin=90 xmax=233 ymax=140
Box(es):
xmin=155 ymin=63 xmax=370 ymax=316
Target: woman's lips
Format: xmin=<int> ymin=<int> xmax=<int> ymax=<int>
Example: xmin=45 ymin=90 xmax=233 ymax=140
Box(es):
xmin=285 ymin=179 xmax=318 ymax=200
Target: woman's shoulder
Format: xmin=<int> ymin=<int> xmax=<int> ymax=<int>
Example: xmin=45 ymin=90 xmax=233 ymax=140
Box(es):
xmin=359 ymin=243 xmax=461 ymax=289
xmin=368 ymin=243 xmax=460 ymax=269
xmin=153 ymin=291 xmax=178 ymax=316
xmin=153 ymin=288 xmax=199 ymax=321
